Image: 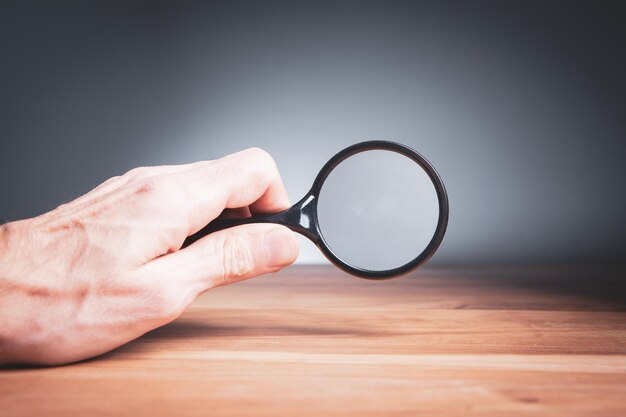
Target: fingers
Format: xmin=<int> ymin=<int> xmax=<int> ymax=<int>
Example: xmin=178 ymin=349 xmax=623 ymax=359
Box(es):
xmin=141 ymin=224 xmax=299 ymax=292
xmin=134 ymin=147 xmax=291 ymax=236
xmin=50 ymin=161 xmax=212 ymax=217
xmin=181 ymin=148 xmax=291 ymax=231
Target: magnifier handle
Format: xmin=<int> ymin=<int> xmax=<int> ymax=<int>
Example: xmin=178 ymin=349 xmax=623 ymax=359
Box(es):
xmin=182 ymin=193 xmax=317 ymax=249
xmin=181 ymin=211 xmax=288 ymax=248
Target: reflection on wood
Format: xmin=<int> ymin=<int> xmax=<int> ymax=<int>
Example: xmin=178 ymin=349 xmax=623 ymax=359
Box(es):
xmin=1 ymin=265 xmax=625 ymax=416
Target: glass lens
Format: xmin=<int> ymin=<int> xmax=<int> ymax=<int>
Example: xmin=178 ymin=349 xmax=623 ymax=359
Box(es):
xmin=317 ymin=150 xmax=439 ymax=271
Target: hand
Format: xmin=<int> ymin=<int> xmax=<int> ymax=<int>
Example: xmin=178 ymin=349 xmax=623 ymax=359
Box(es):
xmin=0 ymin=148 xmax=299 ymax=365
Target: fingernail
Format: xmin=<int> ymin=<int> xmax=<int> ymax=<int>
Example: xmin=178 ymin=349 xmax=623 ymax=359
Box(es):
xmin=264 ymin=228 xmax=297 ymax=268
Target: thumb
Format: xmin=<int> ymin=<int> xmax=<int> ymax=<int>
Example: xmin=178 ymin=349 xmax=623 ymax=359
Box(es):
xmin=145 ymin=224 xmax=300 ymax=290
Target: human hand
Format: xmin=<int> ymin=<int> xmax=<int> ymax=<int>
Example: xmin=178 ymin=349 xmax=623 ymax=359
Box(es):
xmin=0 ymin=148 xmax=299 ymax=365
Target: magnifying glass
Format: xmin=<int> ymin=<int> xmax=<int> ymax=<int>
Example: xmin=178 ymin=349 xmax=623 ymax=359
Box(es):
xmin=183 ymin=141 xmax=449 ymax=279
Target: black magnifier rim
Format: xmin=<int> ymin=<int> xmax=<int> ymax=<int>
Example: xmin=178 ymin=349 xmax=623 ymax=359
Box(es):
xmin=309 ymin=140 xmax=449 ymax=280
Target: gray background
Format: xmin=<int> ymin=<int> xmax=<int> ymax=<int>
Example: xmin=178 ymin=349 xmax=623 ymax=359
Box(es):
xmin=1 ymin=1 xmax=625 ymax=265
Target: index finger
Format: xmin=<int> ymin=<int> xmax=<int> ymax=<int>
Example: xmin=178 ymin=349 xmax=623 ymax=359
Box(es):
xmin=138 ymin=147 xmax=291 ymax=237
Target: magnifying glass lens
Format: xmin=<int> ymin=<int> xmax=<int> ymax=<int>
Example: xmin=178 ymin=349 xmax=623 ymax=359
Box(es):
xmin=316 ymin=150 xmax=439 ymax=272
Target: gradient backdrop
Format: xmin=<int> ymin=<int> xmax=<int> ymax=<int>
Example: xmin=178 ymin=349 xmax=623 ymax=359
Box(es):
xmin=2 ymin=1 xmax=625 ymax=265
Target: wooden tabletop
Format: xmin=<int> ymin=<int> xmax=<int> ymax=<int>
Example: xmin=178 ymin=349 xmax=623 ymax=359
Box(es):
xmin=1 ymin=265 xmax=626 ymax=416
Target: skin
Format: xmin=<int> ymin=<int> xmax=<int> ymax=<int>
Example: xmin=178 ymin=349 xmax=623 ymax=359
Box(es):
xmin=0 ymin=148 xmax=299 ymax=366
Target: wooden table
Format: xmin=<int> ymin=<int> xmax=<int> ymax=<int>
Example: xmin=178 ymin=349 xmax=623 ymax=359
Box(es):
xmin=2 ymin=265 xmax=626 ymax=416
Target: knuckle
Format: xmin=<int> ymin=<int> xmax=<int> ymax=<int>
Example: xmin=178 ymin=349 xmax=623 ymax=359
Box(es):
xmin=132 ymin=174 xmax=169 ymax=197
xmin=90 ymin=175 xmax=122 ymax=193
xmin=245 ymin=146 xmax=271 ymax=159
xmin=124 ymin=166 xmax=155 ymax=181
xmin=133 ymin=176 xmax=186 ymax=222
xmin=244 ymin=147 xmax=279 ymax=183
xmin=126 ymin=174 xmax=189 ymax=232
xmin=248 ymin=147 xmax=276 ymax=168
xmin=219 ymin=233 xmax=257 ymax=283
xmin=103 ymin=175 xmax=122 ymax=185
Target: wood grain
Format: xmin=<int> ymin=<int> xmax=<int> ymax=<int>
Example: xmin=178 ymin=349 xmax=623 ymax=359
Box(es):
xmin=1 ymin=265 xmax=625 ymax=416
